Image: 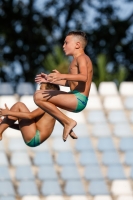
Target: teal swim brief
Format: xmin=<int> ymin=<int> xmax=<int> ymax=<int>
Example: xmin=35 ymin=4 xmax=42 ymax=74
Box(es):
xmin=69 ymin=90 xmax=88 ymax=113
xmin=26 ymin=130 xmax=40 ymax=147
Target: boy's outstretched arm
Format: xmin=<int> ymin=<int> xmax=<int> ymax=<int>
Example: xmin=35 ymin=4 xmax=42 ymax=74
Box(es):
xmin=35 ymin=70 xmax=69 ymax=86
xmin=0 ymin=104 xmax=45 ymax=120
xmin=47 ymin=72 xmax=87 ymax=83
xmin=47 ymin=57 xmax=89 ymax=83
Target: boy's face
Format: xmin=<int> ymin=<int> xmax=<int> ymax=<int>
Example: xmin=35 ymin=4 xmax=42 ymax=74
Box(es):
xmin=63 ymin=35 xmax=78 ymax=56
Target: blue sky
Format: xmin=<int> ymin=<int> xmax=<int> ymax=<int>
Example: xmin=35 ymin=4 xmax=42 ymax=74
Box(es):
xmin=34 ymin=0 xmax=133 ymax=33
xmin=34 ymin=0 xmax=133 ymax=19
xmin=14 ymin=0 xmax=133 ymax=21
xmin=14 ymin=0 xmax=133 ymax=33
xmin=116 ymin=0 xmax=133 ymax=19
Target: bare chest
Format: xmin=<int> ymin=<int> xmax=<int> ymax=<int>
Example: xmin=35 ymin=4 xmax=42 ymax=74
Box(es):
xmin=69 ymin=61 xmax=79 ymax=74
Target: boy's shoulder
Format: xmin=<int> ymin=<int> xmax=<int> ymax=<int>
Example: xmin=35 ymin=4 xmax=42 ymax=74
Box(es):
xmin=77 ymin=53 xmax=91 ymax=62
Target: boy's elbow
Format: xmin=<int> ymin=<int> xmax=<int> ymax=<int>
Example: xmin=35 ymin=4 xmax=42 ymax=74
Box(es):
xmin=80 ymin=75 xmax=87 ymax=82
xmin=28 ymin=114 xmax=34 ymax=120
xmin=84 ymin=78 xmax=87 ymax=82
xmin=83 ymin=76 xmax=87 ymax=82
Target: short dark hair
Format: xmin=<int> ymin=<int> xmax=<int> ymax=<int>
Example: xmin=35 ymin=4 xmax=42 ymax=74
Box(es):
xmin=67 ymin=30 xmax=88 ymax=48
xmin=41 ymin=82 xmax=60 ymax=91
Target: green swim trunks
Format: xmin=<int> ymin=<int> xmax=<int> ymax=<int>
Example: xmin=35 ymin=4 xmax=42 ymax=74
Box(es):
xmin=69 ymin=90 xmax=88 ymax=113
xmin=26 ymin=130 xmax=41 ymax=147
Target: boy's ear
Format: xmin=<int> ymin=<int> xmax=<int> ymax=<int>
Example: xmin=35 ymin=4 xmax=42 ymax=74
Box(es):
xmin=75 ymin=42 xmax=81 ymax=49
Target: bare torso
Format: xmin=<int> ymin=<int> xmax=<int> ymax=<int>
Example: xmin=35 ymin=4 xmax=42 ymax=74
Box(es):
xmin=68 ymin=54 xmax=93 ymax=97
xmin=35 ymin=113 xmax=55 ymax=136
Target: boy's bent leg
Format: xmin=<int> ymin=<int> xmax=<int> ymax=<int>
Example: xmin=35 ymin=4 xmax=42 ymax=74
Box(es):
xmin=36 ymin=90 xmax=77 ymax=111
xmin=0 ymin=102 xmax=36 ymax=141
xmin=0 ymin=103 xmax=21 ymax=140
xmin=34 ymin=90 xmax=78 ymax=141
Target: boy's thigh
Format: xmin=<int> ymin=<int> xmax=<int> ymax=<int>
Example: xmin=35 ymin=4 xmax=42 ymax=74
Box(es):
xmin=19 ymin=119 xmax=37 ymax=142
xmin=34 ymin=90 xmax=77 ymax=111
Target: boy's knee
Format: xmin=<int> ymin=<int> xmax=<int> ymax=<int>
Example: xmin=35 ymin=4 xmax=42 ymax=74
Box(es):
xmin=17 ymin=102 xmax=25 ymax=107
xmin=34 ymin=91 xmax=47 ymax=106
xmin=34 ymin=91 xmax=41 ymax=105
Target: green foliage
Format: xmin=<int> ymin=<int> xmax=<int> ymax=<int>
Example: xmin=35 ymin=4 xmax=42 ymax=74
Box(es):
xmin=94 ymin=54 xmax=128 ymax=86
xmin=117 ymin=66 xmax=127 ymax=84
xmin=97 ymin=54 xmax=107 ymax=84
xmin=0 ymin=0 xmax=56 ymax=82
xmin=42 ymin=46 xmax=69 ymax=74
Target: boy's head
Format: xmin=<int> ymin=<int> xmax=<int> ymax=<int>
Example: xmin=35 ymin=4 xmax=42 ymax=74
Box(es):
xmin=40 ymin=82 xmax=60 ymax=91
xmin=66 ymin=31 xmax=88 ymax=49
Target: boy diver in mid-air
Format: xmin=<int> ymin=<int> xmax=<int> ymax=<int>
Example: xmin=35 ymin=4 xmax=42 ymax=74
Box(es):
xmin=34 ymin=31 xmax=93 ymax=141
xmin=0 ymin=83 xmax=61 ymax=147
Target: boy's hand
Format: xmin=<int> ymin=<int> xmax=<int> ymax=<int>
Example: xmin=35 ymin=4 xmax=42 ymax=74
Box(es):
xmin=47 ymin=72 xmax=64 ymax=83
xmin=0 ymin=104 xmax=9 ymax=117
xmin=52 ymin=69 xmax=60 ymax=74
xmin=35 ymin=73 xmax=48 ymax=84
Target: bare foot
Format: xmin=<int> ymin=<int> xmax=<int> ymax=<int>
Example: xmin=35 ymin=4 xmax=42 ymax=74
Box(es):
xmin=63 ymin=119 xmax=77 ymax=142
xmin=70 ymin=130 xmax=78 ymax=139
